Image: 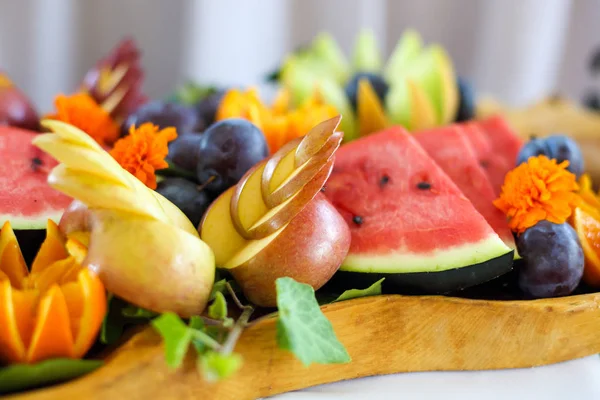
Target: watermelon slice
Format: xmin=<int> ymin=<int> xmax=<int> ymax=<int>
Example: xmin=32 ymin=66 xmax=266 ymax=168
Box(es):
xmin=325 ymin=126 xmax=513 ymax=294
xmin=462 ymin=122 xmax=512 ymax=194
xmin=478 ymin=115 xmax=523 ymax=167
xmin=414 ymin=125 xmax=515 ymax=250
xmin=0 ymin=127 xmax=72 ymax=261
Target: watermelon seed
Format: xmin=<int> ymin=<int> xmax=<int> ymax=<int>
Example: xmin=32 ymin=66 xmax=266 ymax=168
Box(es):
xmin=417 ymin=181 xmax=431 ymax=190
xmin=479 ymin=160 xmax=489 ymax=169
xmin=320 ymin=186 xmax=326 ymax=193
xmin=379 ymin=175 xmax=390 ymax=187
xmin=352 ymin=215 xmax=364 ymax=226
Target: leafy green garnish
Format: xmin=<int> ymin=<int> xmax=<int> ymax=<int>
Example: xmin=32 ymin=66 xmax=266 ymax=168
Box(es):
xmin=0 ymin=359 xmax=103 ymax=394
xmin=275 ymin=277 xmax=351 ymax=366
xmin=100 ymin=295 xmax=156 ymax=345
xmin=334 ymin=278 xmax=385 ymax=302
xmin=210 ymin=279 xmax=229 ymax=301
xmin=199 ymin=351 xmax=243 ymax=382
xmin=152 ymin=313 xmax=196 ymax=368
xmin=167 ymin=82 xmax=217 ymax=105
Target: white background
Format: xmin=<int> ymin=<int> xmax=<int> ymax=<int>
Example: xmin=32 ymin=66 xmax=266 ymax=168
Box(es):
xmin=1 ymin=0 xmax=600 ymax=111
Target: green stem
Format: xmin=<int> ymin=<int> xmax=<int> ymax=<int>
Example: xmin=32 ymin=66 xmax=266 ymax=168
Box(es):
xmin=220 ymin=307 xmax=254 ymax=355
xmin=191 ymin=329 xmax=223 ymax=351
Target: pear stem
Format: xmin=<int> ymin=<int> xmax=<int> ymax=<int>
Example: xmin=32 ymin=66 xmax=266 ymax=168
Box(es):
xmin=220 ymin=306 xmax=253 ymax=355
xmin=226 ymin=282 xmax=247 ymax=310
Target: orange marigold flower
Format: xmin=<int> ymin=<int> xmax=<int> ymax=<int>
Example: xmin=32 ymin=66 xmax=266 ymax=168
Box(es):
xmin=494 ymin=155 xmax=581 ymax=234
xmin=215 ymin=87 xmax=338 ymax=153
xmin=110 ymin=122 xmax=177 ymax=189
xmin=48 ymin=93 xmax=120 ymax=147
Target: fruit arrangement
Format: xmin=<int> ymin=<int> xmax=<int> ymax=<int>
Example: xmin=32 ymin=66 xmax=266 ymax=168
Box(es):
xmin=1 ymin=30 xmax=600 ymax=399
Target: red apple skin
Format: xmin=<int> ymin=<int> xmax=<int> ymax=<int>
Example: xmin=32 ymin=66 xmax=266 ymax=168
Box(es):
xmin=0 ymin=86 xmax=40 ymax=131
xmin=229 ymin=194 xmax=351 ymax=307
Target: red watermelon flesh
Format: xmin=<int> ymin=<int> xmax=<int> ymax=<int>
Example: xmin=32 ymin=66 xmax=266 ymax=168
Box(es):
xmin=325 ymin=126 xmax=512 ymax=276
xmin=414 ymin=125 xmax=515 ymax=250
xmin=462 ymin=122 xmax=511 ymax=194
xmin=477 ymin=115 xmax=523 ymax=167
xmin=0 ymin=126 xmax=72 ymax=229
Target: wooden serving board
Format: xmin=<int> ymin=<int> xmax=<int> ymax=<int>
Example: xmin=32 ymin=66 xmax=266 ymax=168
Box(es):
xmin=10 ymin=293 xmax=600 ymax=400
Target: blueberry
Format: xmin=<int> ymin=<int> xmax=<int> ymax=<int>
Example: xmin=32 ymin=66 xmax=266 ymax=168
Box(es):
xmin=345 ymin=72 xmax=389 ymax=111
xmin=517 ymin=221 xmax=583 ymax=298
xmin=196 ymin=118 xmax=269 ymax=196
xmin=455 ymin=77 xmax=476 ymax=122
xmin=155 ymin=178 xmax=211 ymax=227
xmin=516 ymin=135 xmax=584 ymax=177
xmin=121 ymin=100 xmax=203 ymax=137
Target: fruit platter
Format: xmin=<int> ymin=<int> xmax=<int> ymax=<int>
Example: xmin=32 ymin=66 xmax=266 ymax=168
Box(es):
xmin=2 ymin=31 xmax=600 ymax=400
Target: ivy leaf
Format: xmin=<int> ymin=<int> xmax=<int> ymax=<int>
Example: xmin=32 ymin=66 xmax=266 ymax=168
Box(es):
xmin=334 ymin=278 xmax=385 ymax=302
xmin=0 ymin=359 xmax=103 ymax=394
xmin=208 ymin=292 xmax=228 ymax=320
xmin=100 ymin=295 xmax=156 ymax=345
xmin=275 ymin=277 xmax=351 ymax=367
xmin=121 ymin=305 xmax=158 ymax=319
xmin=151 ymin=313 xmax=193 ymax=368
xmin=198 ymin=351 xmax=243 ymax=383
xmin=210 ymin=280 xmax=228 ymax=301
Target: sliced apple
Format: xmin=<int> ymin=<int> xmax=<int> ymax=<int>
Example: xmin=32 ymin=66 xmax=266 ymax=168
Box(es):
xmin=262 ymin=133 xmax=342 ymax=207
xmin=294 ymin=115 xmax=342 ymax=165
xmin=227 ymin=194 xmax=351 ymax=307
xmin=229 ymin=161 xmax=269 ymax=240
xmin=384 ymin=30 xmax=423 ymax=83
xmin=352 ymin=30 xmax=382 ymax=73
xmin=316 ymin=78 xmax=357 ymax=142
xmin=386 ymin=78 xmax=437 ymax=131
xmin=358 ymin=79 xmax=389 ymax=136
xmin=404 ymin=45 xmax=458 ymax=124
xmin=233 ymin=159 xmax=334 ymax=240
xmin=200 ymin=115 xmax=350 ymax=307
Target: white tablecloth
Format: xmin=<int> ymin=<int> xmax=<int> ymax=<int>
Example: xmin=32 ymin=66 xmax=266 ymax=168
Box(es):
xmin=268 ymin=356 xmax=600 ymax=399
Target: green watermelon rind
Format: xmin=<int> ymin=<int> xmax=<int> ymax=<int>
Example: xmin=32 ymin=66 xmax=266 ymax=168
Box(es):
xmin=2 ymin=212 xmax=63 ymax=230
xmin=341 ymin=233 xmax=511 ymax=274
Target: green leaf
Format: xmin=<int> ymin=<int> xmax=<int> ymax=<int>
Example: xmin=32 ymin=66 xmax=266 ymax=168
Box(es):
xmin=275 ymin=277 xmax=351 ymax=367
xmin=188 ymin=317 xmax=208 ymax=353
xmin=198 ymin=351 xmax=243 ymax=383
xmin=208 ymin=292 xmax=228 ymax=320
xmin=334 ymin=278 xmax=385 ymax=302
xmin=352 ymin=30 xmax=382 ymax=73
xmin=0 ymin=359 xmax=103 ymax=394
xmin=168 ymin=82 xmax=217 ymax=105
xmin=210 ymin=279 xmax=229 ymax=301
xmin=151 ymin=313 xmax=193 ymax=368
xmin=121 ymin=305 xmax=158 ymax=319
xmin=100 ymin=295 xmax=155 ymax=345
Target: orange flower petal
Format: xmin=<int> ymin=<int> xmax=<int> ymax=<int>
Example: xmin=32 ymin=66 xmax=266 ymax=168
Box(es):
xmin=26 ymin=285 xmax=75 ymax=363
xmin=0 ymin=222 xmax=28 ymax=289
xmin=64 ymin=269 xmax=106 ymax=357
xmin=0 ymin=281 xmax=26 ymax=363
xmin=31 ymin=220 xmax=68 ymax=274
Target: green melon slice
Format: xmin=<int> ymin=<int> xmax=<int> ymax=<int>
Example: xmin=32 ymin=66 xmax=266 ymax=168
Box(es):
xmin=352 ymin=30 xmax=382 ymax=73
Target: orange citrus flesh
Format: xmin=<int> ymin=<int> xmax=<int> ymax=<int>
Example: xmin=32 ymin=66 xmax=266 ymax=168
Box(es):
xmin=0 ymin=220 xmax=106 ymax=364
xmin=573 ymin=207 xmax=600 ymax=287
